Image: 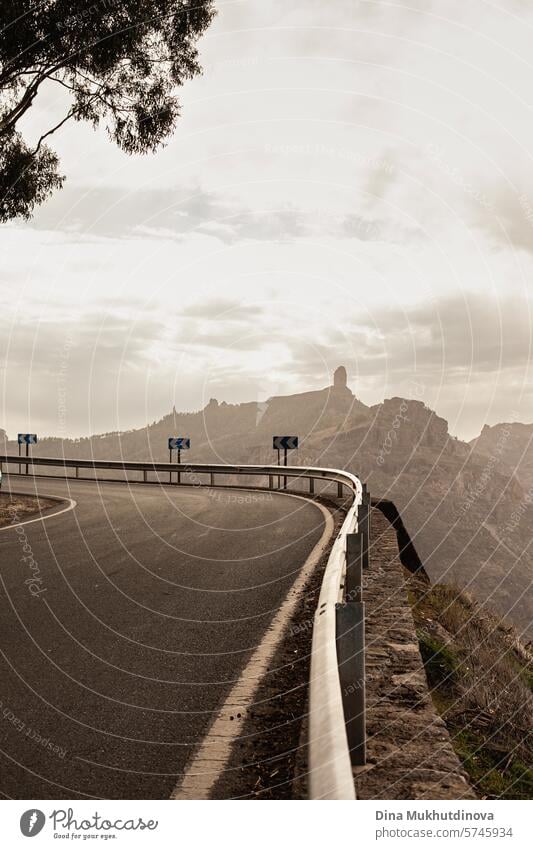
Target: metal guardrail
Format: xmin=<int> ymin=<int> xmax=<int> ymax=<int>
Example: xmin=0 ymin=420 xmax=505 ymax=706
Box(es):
xmin=0 ymin=453 xmax=369 ymax=800
xmin=0 ymin=454 xmax=351 ymax=492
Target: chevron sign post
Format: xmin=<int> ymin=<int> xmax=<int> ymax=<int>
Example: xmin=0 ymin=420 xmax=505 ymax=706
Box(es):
xmin=272 ymin=436 xmax=298 ymax=451
xmin=168 ymin=437 xmax=190 ymax=451
xmin=18 ymin=434 xmax=38 ymax=445
xmin=273 ymin=436 xmax=299 ymax=490
xmin=168 ymin=437 xmax=190 ymax=485
xmin=17 ymin=434 xmax=38 ymax=475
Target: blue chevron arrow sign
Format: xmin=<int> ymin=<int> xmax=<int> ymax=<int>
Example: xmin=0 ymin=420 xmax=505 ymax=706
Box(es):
xmin=273 ymin=436 xmax=298 ymax=451
xmin=18 ymin=433 xmax=38 ymax=445
xmin=168 ymin=437 xmax=190 ymax=450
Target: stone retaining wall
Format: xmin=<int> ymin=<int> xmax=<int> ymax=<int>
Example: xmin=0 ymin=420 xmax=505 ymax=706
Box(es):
xmin=353 ymin=507 xmax=475 ymax=799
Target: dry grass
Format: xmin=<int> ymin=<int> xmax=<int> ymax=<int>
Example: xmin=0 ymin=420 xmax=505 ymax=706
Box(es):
xmin=0 ymin=492 xmax=56 ymax=527
xmin=408 ymin=575 xmax=533 ymax=799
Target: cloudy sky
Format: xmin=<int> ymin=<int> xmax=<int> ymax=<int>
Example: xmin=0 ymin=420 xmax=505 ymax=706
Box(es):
xmin=2 ymin=0 xmax=533 ymax=440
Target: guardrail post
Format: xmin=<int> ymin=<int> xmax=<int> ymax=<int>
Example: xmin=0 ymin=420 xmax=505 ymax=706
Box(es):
xmin=345 ymin=533 xmax=363 ymax=603
xmin=76 ymin=466 xmax=79 ymax=479
xmin=358 ymin=493 xmax=371 ymax=571
xmin=309 ymin=477 xmax=314 ymax=495
xmin=337 ymin=481 xmax=343 ymax=498
xmin=143 ymin=469 xmax=147 ymax=483
xmin=268 ymin=475 xmax=273 ymax=490
xmin=210 ymin=472 xmax=215 ymax=487
xmin=336 ymin=602 xmax=366 ymax=767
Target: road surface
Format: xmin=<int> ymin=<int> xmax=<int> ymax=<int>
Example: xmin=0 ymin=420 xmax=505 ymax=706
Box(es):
xmin=0 ymin=476 xmax=327 ymax=799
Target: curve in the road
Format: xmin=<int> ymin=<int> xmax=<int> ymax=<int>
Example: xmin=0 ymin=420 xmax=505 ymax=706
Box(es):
xmin=0 ymin=475 xmax=333 ymax=799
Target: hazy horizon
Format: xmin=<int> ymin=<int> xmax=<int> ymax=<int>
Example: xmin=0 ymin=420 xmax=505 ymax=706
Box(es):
xmin=3 ymin=368 xmax=532 ymax=445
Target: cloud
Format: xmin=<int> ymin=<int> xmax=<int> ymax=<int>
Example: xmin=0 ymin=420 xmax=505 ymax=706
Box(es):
xmin=175 ymin=326 xmax=274 ymax=351
xmin=361 ymin=293 xmax=533 ymax=376
xmin=361 ymin=156 xmax=400 ymax=208
xmin=25 ymin=184 xmax=312 ymax=245
xmin=0 ymin=314 xmax=169 ymax=437
xmin=181 ymin=298 xmax=263 ymax=320
xmin=23 ymin=185 xmax=229 ymax=239
xmin=471 ymin=183 xmax=533 ymax=254
xmin=279 ymin=292 xmax=533 ymax=438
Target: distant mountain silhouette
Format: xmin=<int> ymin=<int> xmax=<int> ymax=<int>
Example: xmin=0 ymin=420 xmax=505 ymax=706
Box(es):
xmin=470 ymin=422 xmax=533 ymax=491
xmin=2 ymin=370 xmax=532 ymax=639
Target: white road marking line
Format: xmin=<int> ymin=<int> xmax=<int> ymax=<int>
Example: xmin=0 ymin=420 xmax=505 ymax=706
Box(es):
xmin=0 ymin=497 xmax=77 ymax=533
xmin=170 ymin=496 xmax=334 ymax=800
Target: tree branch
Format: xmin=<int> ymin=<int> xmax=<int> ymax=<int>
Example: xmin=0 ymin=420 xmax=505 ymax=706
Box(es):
xmin=0 ymin=61 xmax=65 ymax=134
xmin=31 ymin=106 xmax=78 ymax=155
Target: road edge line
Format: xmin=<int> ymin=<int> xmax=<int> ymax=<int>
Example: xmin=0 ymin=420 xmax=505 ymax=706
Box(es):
xmin=0 ymin=496 xmax=77 ymax=533
xmin=170 ymin=495 xmax=335 ymax=800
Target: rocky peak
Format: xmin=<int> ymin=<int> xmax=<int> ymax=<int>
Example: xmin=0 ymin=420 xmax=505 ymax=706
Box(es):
xmin=369 ymin=397 xmax=451 ymax=451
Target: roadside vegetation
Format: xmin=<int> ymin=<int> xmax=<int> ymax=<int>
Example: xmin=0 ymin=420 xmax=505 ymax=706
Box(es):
xmin=0 ymin=493 xmax=54 ymax=528
xmin=407 ymin=575 xmax=533 ymax=800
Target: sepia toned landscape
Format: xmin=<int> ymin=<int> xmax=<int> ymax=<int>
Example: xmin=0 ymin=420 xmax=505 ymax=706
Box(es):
xmin=0 ymin=1 xmax=531 ymax=838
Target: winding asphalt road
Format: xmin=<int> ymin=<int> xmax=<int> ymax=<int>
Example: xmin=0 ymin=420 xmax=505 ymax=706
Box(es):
xmin=0 ymin=475 xmax=327 ymax=799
